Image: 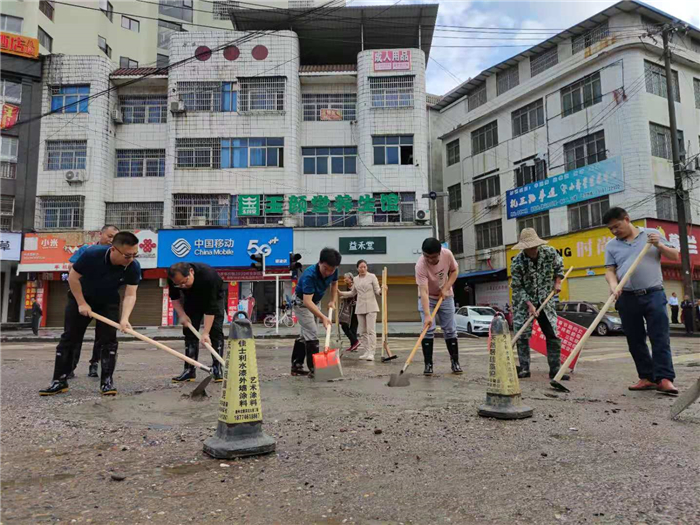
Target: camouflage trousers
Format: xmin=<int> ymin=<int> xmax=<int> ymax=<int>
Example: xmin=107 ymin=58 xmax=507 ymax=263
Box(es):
xmin=515 ymin=307 xmax=561 ymax=373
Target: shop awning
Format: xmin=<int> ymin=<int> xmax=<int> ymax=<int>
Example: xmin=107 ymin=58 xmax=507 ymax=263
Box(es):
xmin=457 ymin=268 xmax=505 ymax=279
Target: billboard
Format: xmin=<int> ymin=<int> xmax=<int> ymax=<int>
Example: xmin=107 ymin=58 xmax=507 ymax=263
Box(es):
xmin=372 ymin=49 xmax=411 ymax=72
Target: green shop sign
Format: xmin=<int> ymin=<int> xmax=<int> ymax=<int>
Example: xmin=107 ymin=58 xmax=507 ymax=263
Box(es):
xmin=339 ymin=237 xmax=387 ymax=255
xmin=237 ymin=193 xmax=400 ymax=216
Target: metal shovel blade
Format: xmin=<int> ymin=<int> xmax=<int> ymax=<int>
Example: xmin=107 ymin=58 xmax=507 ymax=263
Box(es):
xmin=387 ymin=371 xmax=410 ymax=387
xmin=670 ymin=378 xmax=700 ymax=419
xmin=382 ymin=355 xmax=398 ymax=363
xmin=550 ymin=379 xmax=570 ymax=393
xmin=190 ymin=375 xmax=212 ymax=399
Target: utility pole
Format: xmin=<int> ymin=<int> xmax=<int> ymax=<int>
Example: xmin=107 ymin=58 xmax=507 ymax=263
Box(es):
xmin=662 ymin=25 xmax=696 ymax=330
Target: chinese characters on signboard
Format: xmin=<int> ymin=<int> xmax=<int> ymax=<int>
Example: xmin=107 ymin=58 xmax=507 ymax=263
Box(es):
xmin=530 ymin=317 xmax=583 ymax=370
xmin=320 ymin=108 xmax=342 ymax=121
xmin=372 ymin=49 xmax=412 ymax=72
xmin=339 ymin=237 xmax=387 ymax=255
xmin=1 ymin=32 xmax=39 ymax=59
xmin=219 ymin=339 xmax=263 ymax=424
xmin=1 ymin=104 xmax=20 ymax=130
xmin=238 ymin=193 xmax=400 ymax=216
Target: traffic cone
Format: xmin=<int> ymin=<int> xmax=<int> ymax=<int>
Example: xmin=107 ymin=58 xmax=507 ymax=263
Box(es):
xmin=203 ymin=314 xmax=276 ymax=458
xmin=477 ymin=315 xmax=533 ymax=420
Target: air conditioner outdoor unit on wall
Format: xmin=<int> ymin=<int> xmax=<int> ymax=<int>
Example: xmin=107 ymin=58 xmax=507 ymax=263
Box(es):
xmin=191 ymin=216 xmax=207 ymax=226
xmin=112 ymin=108 xmax=123 ymax=123
xmin=170 ymin=100 xmax=186 ymax=114
xmin=414 ymin=209 xmax=428 ymax=224
xmin=65 ymin=170 xmax=86 ymax=183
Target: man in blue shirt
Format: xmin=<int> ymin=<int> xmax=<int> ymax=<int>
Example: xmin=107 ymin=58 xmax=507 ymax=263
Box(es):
xmin=68 ymin=225 xmax=119 ymax=378
xmin=291 ymin=247 xmax=341 ymax=378
xmin=40 ymin=232 xmax=141 ymax=396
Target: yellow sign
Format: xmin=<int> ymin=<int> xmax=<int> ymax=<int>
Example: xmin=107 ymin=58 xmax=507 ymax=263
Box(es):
xmin=219 ymin=338 xmax=263 ymax=424
xmin=1 ymin=32 xmax=40 ymax=59
xmin=486 ymin=330 xmax=520 ymax=396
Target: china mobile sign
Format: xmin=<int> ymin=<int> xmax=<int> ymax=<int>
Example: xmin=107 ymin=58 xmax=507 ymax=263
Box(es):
xmin=373 ymin=49 xmax=412 ymax=72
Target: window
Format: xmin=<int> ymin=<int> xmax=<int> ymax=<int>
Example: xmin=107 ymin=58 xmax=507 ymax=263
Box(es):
xmin=655 ymin=186 xmax=691 ymax=222
xmin=471 ymin=121 xmax=498 ymax=155
xmin=512 ymin=99 xmax=544 ymax=138
xmin=302 ymin=93 xmax=357 ymax=121
xmin=448 ymin=183 xmax=462 ymax=211
xmin=1 ymin=196 xmax=14 ymax=231
xmin=172 ymin=194 xmax=229 ymax=227
xmin=39 ymin=1 xmax=55 ymax=21
xmin=221 ymin=138 xmax=284 ymax=169
xmin=119 ymin=95 xmax=167 ymax=123
xmin=517 ymin=211 xmax=551 ymax=238
xmin=37 ymin=196 xmax=85 ymax=229
xmin=568 ymin=196 xmax=609 ymax=232
xmin=38 ymin=26 xmax=52 ymax=52
xmin=446 ymin=139 xmax=460 ymax=166
xmin=369 ymin=76 xmax=414 ymax=108
xmin=473 ymin=174 xmax=500 ymax=202
xmin=105 ymin=202 xmax=164 ymax=230
xmin=572 ymin=23 xmax=609 ymax=54
xmin=1 ymin=15 xmax=23 ymax=34
xmin=233 ymin=195 xmax=284 ymax=226
xmin=530 ymin=46 xmax=558 ymax=77
xmin=497 ymin=66 xmax=519 ymax=96
xmin=159 ymin=0 xmax=194 ymax=23
xmin=645 ymin=61 xmax=680 ymax=102
xmin=303 ymin=201 xmax=358 ymax=228
xmin=213 ymin=1 xmax=240 ymax=20
xmin=563 ymin=130 xmax=606 ymax=172
xmin=650 ymin=123 xmax=684 ymax=160
xmin=449 ymin=229 xmax=464 ymax=255
xmin=372 ymin=135 xmax=413 ymax=165
xmin=222 ymin=82 xmax=237 ymax=112
xmin=1 ymin=79 xmax=22 ymax=105
xmin=45 ymin=140 xmax=87 ymax=170
xmin=238 ymin=77 xmax=285 ymax=112
xmin=515 ymin=158 xmax=546 ymax=187
xmin=158 ymin=20 xmax=183 ymax=50
xmin=99 ymin=0 xmax=113 ymax=21
xmin=694 ymin=78 xmax=700 ymax=109
xmin=561 ymin=72 xmax=602 ymax=117
xmin=302 ymin=147 xmax=357 ymax=175
xmin=175 ymin=138 xmax=220 ymax=169
xmin=475 ymin=219 xmax=503 ymax=250
xmin=178 ymin=81 xmax=238 ymax=112
xmin=1 ymin=136 xmax=19 ymax=180
xmin=119 ymin=57 xmax=138 ymax=69
xmin=51 ymin=85 xmax=89 ymax=114
xmin=468 ymin=84 xmax=486 ymax=112
xmin=121 ymin=15 xmax=140 ymax=32
xmin=157 ymin=54 xmax=169 ymax=68
xmin=98 ymin=35 xmax=111 ymax=58
xmin=372 ymin=192 xmax=415 ymax=223
xmin=116 ymin=150 xmax=165 ymax=177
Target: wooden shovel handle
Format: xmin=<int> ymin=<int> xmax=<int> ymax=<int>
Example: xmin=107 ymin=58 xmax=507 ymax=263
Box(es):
xmin=89 ymin=312 xmax=211 ymax=372
xmin=403 ymin=297 xmax=444 ymax=372
xmin=324 ymin=308 xmax=333 ymax=351
xmin=186 ymin=323 xmax=226 ymax=366
xmin=382 ymin=267 xmax=388 ymax=346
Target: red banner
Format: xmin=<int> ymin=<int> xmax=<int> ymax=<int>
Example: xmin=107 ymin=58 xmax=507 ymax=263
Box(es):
xmin=1 ymin=103 xmax=20 ymax=130
xmin=161 ymin=287 xmax=174 ymax=326
xmin=529 ymin=316 xmax=584 ymax=371
xmin=227 ymin=281 xmax=239 ymax=321
xmin=25 ymin=280 xmax=48 ymax=327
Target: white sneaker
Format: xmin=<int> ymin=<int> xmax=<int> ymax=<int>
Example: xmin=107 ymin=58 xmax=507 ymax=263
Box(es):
xmin=365 ymin=355 xmax=375 ymax=361
xmin=358 ymin=349 xmax=370 ymax=360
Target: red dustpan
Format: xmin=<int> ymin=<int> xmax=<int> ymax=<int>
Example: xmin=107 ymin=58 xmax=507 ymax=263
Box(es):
xmin=313 ymin=308 xmax=343 ymax=382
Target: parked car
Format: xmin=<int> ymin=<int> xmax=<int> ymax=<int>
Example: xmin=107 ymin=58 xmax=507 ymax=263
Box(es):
xmin=555 ymin=301 xmax=624 ymax=336
xmin=455 ymin=306 xmax=497 ymax=335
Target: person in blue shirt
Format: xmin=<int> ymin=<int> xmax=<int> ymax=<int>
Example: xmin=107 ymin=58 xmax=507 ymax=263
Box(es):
xmin=291 ymin=247 xmax=341 ymax=378
xmin=67 ymin=225 xmax=119 ymax=379
xmin=40 ymin=232 xmax=141 ymax=397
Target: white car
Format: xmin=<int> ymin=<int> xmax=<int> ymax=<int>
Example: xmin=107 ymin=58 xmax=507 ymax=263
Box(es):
xmin=455 ymin=306 xmax=497 ymax=335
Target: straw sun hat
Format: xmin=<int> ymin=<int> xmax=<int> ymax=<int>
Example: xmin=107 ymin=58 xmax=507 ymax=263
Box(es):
xmin=512 ymin=228 xmax=548 ymax=250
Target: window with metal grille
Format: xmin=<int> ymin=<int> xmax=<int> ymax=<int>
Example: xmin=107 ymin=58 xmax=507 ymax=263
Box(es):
xmin=232 ymin=195 xmax=285 ymax=226
xmin=369 ymin=76 xmax=414 ymax=108
xmin=175 ymin=138 xmax=221 ymax=169
xmin=0 ymin=216 xmax=11 ymax=231
xmin=475 ymin=219 xmax=503 ymax=250
xmin=213 ymin=0 xmax=239 ymax=20
xmin=45 ymin=141 xmax=87 ymax=170
xmin=301 ymin=93 xmax=357 ymax=121
xmin=517 ymin=211 xmax=550 ymax=238
xmin=158 ymin=0 xmax=193 ymax=23
xmin=561 ymin=72 xmax=602 ymax=117
xmin=471 ymin=121 xmax=498 ymax=155
xmin=655 ymin=186 xmax=691 ymax=222
xmin=497 ymin=66 xmax=519 ymax=96
xmin=119 ymin=95 xmax=168 ymax=123
xmin=37 ymin=196 xmax=85 ymax=229
xmin=446 ymin=139 xmax=460 ymax=166
xmin=572 ymin=23 xmax=609 ymax=55
xmin=563 ymin=131 xmax=606 ymax=172
xmin=289 ymin=0 xmax=314 ymax=7
xmin=158 ymin=19 xmax=183 ymax=50
xmin=468 ymin=84 xmax=486 ymax=112
xmin=1 ymin=14 xmax=23 ymax=33
xmin=568 ymin=195 xmax=609 ymax=232
xmin=302 ymin=147 xmax=356 ymax=174
xmin=40 ymin=1 xmax=55 ymax=21
xmin=372 ymin=192 xmax=415 ymax=223
xmin=238 ymin=77 xmax=285 ymax=112
xmin=372 ymin=135 xmax=413 ymax=165
xmin=649 ymin=123 xmax=684 ymax=160
xmin=303 ymin=201 xmax=358 ymax=228
xmin=172 ymin=194 xmax=229 ymax=227
xmin=1 ymin=79 xmax=22 ymax=105
xmin=98 ymin=35 xmax=111 ymax=58
xmin=116 ymin=150 xmax=165 ymax=177
xmin=1 ymin=136 xmax=18 ymax=180
xmin=38 ymin=26 xmax=52 ymax=52
xmin=515 ymin=159 xmax=546 ymax=187
xmin=530 ymin=47 xmax=558 ymax=77
xmin=449 ymin=229 xmax=464 ymax=255
xmin=105 ymin=202 xmax=164 ymax=230
xmin=512 ymin=99 xmax=544 ymax=138
xmin=694 ymin=78 xmax=700 ymax=109
xmin=121 ymin=15 xmax=140 ymax=32
xmin=0 ymin=196 xmax=13 ymax=231
xmin=645 ymin=61 xmax=680 ymax=102
xmin=119 ymin=57 xmax=138 ymax=69
xmin=178 ymin=81 xmax=222 ymax=112
xmin=221 ymin=138 xmax=284 ymax=168
xmin=448 ymin=183 xmax=461 ymax=211
xmin=473 ymin=174 xmax=500 ymax=202
xmin=51 ymin=85 xmax=89 ymax=114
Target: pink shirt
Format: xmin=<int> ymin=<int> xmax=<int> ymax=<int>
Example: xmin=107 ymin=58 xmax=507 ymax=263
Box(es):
xmin=415 ymin=249 xmax=458 ymax=298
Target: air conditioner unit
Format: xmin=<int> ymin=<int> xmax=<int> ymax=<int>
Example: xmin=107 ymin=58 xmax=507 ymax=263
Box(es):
xmin=112 ymin=108 xmax=123 ymax=123
xmin=191 ymin=215 xmax=207 ymax=226
xmin=476 ymin=249 xmax=491 ymax=261
xmin=414 ymin=209 xmax=428 ymax=224
xmin=65 ymin=170 xmax=86 ymax=183
xmin=170 ymin=100 xmax=186 ymax=114
xmin=485 ymin=197 xmax=500 ymax=208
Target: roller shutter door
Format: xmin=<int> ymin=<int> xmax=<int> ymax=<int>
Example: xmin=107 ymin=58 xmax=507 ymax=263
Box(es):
xmin=46 ymin=281 xmax=70 ymax=327
xmin=568 ymin=275 xmax=609 ymax=304
xmin=119 ymin=279 xmax=162 ymax=327
xmin=322 ymin=284 xmax=420 ymax=322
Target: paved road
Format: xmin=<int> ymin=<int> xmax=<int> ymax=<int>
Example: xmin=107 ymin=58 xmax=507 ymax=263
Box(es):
xmin=2 ymin=336 xmax=699 ymax=524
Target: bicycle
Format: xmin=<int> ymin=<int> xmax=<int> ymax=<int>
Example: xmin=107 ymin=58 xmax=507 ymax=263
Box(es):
xmin=264 ymin=308 xmax=296 ymax=328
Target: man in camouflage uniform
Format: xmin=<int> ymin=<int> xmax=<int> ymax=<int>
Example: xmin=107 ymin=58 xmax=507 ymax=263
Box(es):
xmin=510 ymin=228 xmax=569 ymax=380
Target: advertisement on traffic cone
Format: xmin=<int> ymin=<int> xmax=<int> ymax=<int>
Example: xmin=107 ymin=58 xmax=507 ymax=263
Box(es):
xmin=220 ymin=338 xmax=263 ymax=425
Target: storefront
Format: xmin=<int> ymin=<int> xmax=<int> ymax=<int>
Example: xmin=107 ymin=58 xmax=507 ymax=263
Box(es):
xmin=0 ymin=232 xmax=22 ymax=323
xmin=647 ymin=219 xmax=700 ymax=300
xmin=454 ymin=268 xmax=508 ymax=309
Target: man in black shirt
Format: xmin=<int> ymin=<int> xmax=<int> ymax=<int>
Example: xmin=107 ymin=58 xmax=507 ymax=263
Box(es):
xmin=39 ymin=232 xmax=141 ymax=396
xmin=168 ymin=262 xmax=226 ymax=383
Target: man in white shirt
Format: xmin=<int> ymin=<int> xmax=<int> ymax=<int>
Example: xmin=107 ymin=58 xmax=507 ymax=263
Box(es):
xmin=668 ymin=292 xmax=679 ymax=324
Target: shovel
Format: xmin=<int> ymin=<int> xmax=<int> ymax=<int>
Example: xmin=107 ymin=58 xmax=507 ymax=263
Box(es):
xmin=550 ymin=243 xmax=651 ymax=393
xmin=313 ymin=308 xmax=344 ymax=382
xmin=670 ymin=377 xmax=700 ymax=419
xmin=381 ymin=267 xmax=397 ymax=362
xmin=90 ymin=312 xmax=213 ymax=398
xmin=388 ymin=297 xmax=443 ymax=387
xmin=186 ymin=323 xmax=226 ymax=368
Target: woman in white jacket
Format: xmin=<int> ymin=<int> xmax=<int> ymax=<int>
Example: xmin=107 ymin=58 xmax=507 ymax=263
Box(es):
xmin=339 ymin=260 xmax=386 ymax=361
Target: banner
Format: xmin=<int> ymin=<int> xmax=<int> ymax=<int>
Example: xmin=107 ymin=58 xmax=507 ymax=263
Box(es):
xmin=320 ymin=108 xmax=342 ymax=121
xmin=529 ymin=317 xmax=584 ymax=370
xmin=373 ymin=49 xmax=411 ymax=72
xmin=646 ymin=219 xmax=700 ymax=266
xmin=1 ymin=103 xmax=20 ymax=130
xmin=24 ymin=280 xmax=48 ymax=327
xmin=0 ymin=232 xmax=22 ymax=261
xmin=161 ymin=287 xmax=174 ymax=326
xmin=227 ymin=281 xmax=239 ymax=321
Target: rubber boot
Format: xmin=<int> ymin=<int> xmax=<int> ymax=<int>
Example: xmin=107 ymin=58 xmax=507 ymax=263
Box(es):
xmin=100 ymin=343 xmax=118 ymax=396
xmin=517 ymin=340 xmax=531 ymax=378
xmin=172 ymin=341 xmax=198 ymax=383
xmin=39 ymin=380 xmax=69 ymax=396
xmin=547 ymin=339 xmax=570 ymax=381
xmin=88 ymin=342 xmax=100 ymax=377
xmin=305 ymin=339 xmax=320 ymax=379
xmin=88 ymin=362 xmax=98 ymax=378
xmin=446 ymin=338 xmax=463 ymax=374
xmin=211 ymin=339 xmax=224 ymax=383
xmin=422 ymin=338 xmax=434 ymax=375
xmin=291 ymin=339 xmax=309 ymax=376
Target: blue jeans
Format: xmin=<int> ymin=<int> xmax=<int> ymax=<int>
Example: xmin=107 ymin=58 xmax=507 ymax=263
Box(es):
xmin=417 ymin=296 xmax=457 ymax=340
xmin=616 ymin=289 xmax=675 ymax=382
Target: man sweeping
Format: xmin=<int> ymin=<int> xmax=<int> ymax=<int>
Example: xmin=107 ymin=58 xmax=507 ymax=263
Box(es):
xmin=510 ymin=228 xmax=567 ymax=381
xmin=167 ymin=262 xmax=226 ymax=383
xmin=291 ymin=247 xmax=341 ymax=378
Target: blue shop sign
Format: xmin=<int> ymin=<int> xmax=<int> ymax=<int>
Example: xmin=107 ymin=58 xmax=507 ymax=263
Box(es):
xmin=506 ymin=156 xmax=624 ymax=219
xmin=157 ymin=228 xmax=293 ymax=268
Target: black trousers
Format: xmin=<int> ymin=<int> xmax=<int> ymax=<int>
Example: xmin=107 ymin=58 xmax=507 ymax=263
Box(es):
xmin=31 ymin=315 xmax=40 ymax=336
xmin=182 ymin=296 xmax=226 ymax=365
xmin=340 ymin=312 xmax=358 ymax=346
xmin=671 ymin=305 xmax=679 ymax=324
xmin=683 ymin=308 xmax=694 ymax=334
xmin=53 ymin=294 xmax=119 ymax=381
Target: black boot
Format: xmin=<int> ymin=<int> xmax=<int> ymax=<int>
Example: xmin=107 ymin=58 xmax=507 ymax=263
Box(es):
xmin=547 ymin=339 xmax=569 ymax=381
xmin=39 ymin=380 xmax=69 ymax=396
xmin=422 ymin=338 xmax=434 ymax=375
xmin=517 ymin=341 xmax=531 ymax=378
xmin=67 ymin=370 xmax=76 ymax=379
xmin=100 ymin=343 xmax=118 ymax=396
xmin=517 ymin=362 xmax=531 ymax=379
xmin=88 ymin=362 xmax=98 ymax=378
xmin=445 ymin=338 xmax=463 ymax=374
xmin=211 ymin=339 xmax=224 ymax=382
xmin=172 ymin=342 xmax=198 ymax=383
xmin=305 ymin=339 xmax=320 ymax=379
xmin=291 ymin=339 xmax=309 ymax=376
